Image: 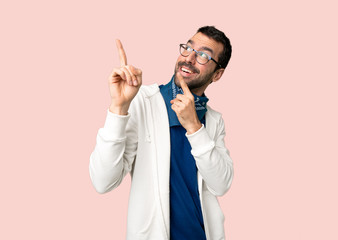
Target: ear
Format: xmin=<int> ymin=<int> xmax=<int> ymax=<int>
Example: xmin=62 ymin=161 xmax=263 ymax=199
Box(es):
xmin=211 ymin=68 xmax=225 ymax=83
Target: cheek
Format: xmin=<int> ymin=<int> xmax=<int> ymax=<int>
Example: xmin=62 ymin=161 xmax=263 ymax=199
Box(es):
xmin=174 ymin=57 xmax=184 ymax=72
xmin=175 ymin=56 xmax=182 ymax=65
xmin=175 ymin=58 xmax=180 ymax=69
xmin=198 ymin=65 xmax=210 ymax=75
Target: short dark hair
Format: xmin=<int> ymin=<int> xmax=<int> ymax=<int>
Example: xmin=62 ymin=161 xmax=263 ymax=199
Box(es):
xmin=197 ymin=26 xmax=232 ymax=69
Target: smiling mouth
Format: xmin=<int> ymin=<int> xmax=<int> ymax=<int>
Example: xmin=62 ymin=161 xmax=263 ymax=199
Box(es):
xmin=181 ymin=67 xmax=193 ymax=74
xmin=178 ymin=62 xmax=199 ymax=75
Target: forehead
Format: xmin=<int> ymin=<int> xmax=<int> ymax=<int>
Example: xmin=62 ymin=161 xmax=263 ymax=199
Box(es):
xmin=187 ymin=32 xmax=223 ymax=57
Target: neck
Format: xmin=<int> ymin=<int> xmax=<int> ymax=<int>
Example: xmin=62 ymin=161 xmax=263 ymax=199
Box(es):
xmin=190 ymin=85 xmax=207 ymax=96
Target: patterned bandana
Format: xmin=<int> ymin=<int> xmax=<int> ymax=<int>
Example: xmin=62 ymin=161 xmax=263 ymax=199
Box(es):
xmin=159 ymin=76 xmax=209 ymax=127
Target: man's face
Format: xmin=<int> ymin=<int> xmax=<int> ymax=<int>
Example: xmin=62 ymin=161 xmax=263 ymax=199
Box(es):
xmin=174 ymin=32 xmax=224 ymax=95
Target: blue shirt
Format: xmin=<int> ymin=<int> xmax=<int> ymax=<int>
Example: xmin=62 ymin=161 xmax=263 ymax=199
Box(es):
xmin=160 ymin=77 xmax=208 ymax=240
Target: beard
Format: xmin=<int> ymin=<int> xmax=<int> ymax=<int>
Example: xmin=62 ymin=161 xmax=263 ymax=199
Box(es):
xmin=174 ymin=61 xmax=214 ymax=90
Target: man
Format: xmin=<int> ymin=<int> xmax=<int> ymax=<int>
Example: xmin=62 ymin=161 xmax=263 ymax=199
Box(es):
xmin=89 ymin=26 xmax=234 ymax=240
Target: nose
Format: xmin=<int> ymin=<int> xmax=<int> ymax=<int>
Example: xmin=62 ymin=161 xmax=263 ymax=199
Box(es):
xmin=185 ymin=50 xmax=197 ymax=65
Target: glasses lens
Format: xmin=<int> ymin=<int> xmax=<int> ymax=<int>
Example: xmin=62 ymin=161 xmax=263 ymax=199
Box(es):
xmin=196 ymin=52 xmax=209 ymax=65
xmin=180 ymin=44 xmax=190 ymax=57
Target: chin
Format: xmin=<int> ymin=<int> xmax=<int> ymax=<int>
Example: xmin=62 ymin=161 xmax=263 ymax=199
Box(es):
xmin=174 ymin=73 xmax=187 ymax=88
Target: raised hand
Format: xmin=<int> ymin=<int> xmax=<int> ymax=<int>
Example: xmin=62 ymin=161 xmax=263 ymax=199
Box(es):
xmin=109 ymin=39 xmax=142 ymax=115
xmin=170 ymin=78 xmax=202 ymax=134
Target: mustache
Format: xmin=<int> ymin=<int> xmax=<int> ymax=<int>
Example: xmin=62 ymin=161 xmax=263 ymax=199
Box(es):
xmin=178 ymin=62 xmax=199 ymax=74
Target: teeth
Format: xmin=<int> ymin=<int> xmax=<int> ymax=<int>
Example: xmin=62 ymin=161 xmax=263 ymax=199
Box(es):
xmin=182 ymin=67 xmax=192 ymax=73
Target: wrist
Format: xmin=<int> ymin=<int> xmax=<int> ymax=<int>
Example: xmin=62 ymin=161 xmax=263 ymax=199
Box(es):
xmin=109 ymin=103 xmax=130 ymax=115
xmin=186 ymin=121 xmax=202 ymax=135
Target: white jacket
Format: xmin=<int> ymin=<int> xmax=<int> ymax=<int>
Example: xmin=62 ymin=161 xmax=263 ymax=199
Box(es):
xmin=89 ymin=84 xmax=234 ymax=240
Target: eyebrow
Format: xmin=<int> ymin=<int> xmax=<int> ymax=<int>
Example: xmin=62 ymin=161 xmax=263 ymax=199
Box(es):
xmin=187 ymin=39 xmax=214 ymax=54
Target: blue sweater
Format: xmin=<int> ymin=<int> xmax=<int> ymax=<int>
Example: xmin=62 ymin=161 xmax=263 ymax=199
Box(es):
xmin=160 ymin=78 xmax=208 ymax=240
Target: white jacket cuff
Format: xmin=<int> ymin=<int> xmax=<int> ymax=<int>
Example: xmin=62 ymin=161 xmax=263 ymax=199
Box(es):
xmin=186 ymin=124 xmax=215 ymax=156
xmin=102 ymin=109 xmax=131 ymax=139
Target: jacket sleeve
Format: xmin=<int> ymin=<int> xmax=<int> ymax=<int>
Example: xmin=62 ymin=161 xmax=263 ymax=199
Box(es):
xmin=89 ymin=109 xmax=138 ymax=194
xmin=186 ymin=116 xmax=233 ymax=196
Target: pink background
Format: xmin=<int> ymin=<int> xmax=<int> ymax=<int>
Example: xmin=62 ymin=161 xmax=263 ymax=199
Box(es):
xmin=1 ymin=0 xmax=337 ymax=239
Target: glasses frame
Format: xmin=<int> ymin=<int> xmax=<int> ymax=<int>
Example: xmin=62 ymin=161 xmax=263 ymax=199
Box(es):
xmin=179 ymin=44 xmax=222 ymax=69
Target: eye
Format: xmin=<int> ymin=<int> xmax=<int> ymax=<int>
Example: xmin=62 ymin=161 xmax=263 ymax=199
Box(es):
xmin=199 ymin=52 xmax=209 ymax=59
xmin=183 ymin=45 xmax=192 ymax=52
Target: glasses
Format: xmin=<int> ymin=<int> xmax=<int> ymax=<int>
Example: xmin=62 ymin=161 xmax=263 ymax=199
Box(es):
xmin=179 ymin=44 xmax=222 ymax=69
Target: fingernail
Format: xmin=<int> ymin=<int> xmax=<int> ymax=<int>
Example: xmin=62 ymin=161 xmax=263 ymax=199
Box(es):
xmin=133 ymin=80 xmax=138 ymax=86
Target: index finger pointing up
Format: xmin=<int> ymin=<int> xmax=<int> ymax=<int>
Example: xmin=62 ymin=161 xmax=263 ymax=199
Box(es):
xmin=116 ymin=39 xmax=127 ymax=66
